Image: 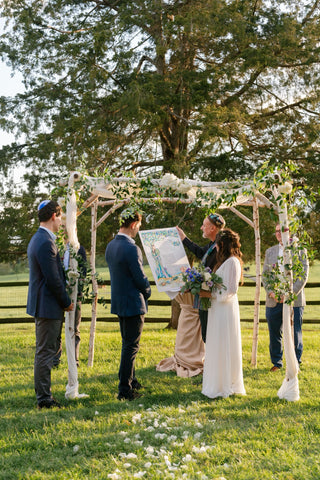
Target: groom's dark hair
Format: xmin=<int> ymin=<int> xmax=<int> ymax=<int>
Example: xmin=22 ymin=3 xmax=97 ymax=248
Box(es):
xmin=38 ymin=200 xmax=61 ymax=223
xmin=119 ymin=210 xmax=142 ymax=228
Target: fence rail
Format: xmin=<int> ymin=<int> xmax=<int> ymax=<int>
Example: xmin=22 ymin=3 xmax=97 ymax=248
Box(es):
xmin=1 ymin=280 xmax=320 ymax=324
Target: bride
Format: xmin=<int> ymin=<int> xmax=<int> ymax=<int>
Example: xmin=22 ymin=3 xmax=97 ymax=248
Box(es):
xmin=201 ymin=228 xmax=246 ymax=399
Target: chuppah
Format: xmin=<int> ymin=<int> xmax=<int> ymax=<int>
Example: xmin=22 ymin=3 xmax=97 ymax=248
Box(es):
xmin=60 ymin=162 xmax=308 ymax=402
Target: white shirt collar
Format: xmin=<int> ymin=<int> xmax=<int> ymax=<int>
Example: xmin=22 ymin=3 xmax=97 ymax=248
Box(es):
xmin=40 ymin=226 xmax=56 ymax=241
xmin=117 ymin=232 xmax=135 ymax=244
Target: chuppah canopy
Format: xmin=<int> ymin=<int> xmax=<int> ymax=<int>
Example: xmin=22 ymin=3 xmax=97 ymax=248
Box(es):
xmin=60 ymin=166 xmax=301 ymax=402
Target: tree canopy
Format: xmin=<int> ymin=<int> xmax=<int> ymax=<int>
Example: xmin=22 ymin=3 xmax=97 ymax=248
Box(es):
xmin=1 ymin=0 xmax=320 ymax=177
xmin=0 ymin=0 xmax=319 ymax=260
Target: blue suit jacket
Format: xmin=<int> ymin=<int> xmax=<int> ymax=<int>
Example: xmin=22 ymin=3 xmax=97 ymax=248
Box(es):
xmin=105 ymin=234 xmax=151 ymax=317
xmin=27 ymin=228 xmax=71 ymax=319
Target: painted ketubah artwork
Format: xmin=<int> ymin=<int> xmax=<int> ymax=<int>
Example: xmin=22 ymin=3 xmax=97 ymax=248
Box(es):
xmin=139 ymin=227 xmax=190 ymax=293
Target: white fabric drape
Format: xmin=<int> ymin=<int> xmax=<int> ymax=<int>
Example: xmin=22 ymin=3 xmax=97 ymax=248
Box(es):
xmin=275 ymin=191 xmax=299 ymax=401
xmin=65 ymin=173 xmax=89 ymax=400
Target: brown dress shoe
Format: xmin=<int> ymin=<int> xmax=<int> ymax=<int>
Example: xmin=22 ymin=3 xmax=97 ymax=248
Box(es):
xmin=270 ymin=366 xmax=281 ymax=372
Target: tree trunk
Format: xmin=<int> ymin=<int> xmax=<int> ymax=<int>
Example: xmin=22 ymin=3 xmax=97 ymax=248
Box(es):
xmin=167 ymin=298 xmax=181 ymax=329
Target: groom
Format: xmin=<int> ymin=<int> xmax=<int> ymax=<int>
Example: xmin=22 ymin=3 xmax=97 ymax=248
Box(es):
xmin=105 ymin=210 xmax=151 ymax=401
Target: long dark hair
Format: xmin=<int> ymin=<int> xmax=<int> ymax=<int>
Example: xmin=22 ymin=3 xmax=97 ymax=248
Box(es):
xmin=214 ymin=228 xmax=243 ymax=283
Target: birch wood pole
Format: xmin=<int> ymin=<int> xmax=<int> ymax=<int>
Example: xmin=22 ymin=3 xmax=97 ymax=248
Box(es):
xmin=273 ymin=186 xmax=299 ymax=401
xmin=88 ymin=200 xmax=98 ymax=367
xmin=251 ymin=197 xmax=261 ymax=367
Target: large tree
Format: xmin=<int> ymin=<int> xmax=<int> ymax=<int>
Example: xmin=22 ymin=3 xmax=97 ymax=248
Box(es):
xmin=0 ymin=0 xmax=319 ymax=259
xmin=1 ymin=0 xmax=320 ymax=179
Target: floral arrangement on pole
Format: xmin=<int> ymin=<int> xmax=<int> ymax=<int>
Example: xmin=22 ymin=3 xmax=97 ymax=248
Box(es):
xmin=262 ymin=256 xmax=296 ymax=305
xmin=180 ymin=264 xmax=226 ymax=311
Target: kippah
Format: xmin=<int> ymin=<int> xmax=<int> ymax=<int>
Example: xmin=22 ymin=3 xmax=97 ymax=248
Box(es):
xmin=38 ymin=200 xmax=51 ymax=211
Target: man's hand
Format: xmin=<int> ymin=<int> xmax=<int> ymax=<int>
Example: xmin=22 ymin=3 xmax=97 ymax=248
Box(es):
xmin=269 ymin=292 xmax=284 ymax=303
xmin=64 ymin=302 xmax=74 ymax=312
xmin=176 ymin=226 xmax=186 ymax=241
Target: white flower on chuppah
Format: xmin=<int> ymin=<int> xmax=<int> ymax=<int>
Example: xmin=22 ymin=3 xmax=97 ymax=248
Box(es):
xmin=278 ymin=181 xmax=293 ymax=194
xmin=57 ymin=196 xmax=66 ymax=207
xmin=176 ymin=179 xmax=193 ymax=194
xmin=159 ymin=173 xmax=180 ymax=190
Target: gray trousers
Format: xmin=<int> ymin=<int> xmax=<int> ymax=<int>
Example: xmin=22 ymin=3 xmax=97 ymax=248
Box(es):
xmin=34 ymin=317 xmax=63 ymax=404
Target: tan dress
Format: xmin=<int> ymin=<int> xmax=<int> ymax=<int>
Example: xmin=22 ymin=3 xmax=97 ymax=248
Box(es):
xmin=156 ymin=292 xmax=205 ymax=377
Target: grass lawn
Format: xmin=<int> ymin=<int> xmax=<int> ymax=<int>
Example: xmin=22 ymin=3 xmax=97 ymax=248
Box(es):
xmin=0 ymin=321 xmax=320 ymax=480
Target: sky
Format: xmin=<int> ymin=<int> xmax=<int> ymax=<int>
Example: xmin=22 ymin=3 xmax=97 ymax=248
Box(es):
xmin=1 ymin=62 xmax=27 ymax=188
xmin=0 ymin=63 xmax=24 ymax=148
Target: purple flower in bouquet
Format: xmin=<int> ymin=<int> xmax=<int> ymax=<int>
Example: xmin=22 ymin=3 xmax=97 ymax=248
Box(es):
xmin=181 ymin=264 xmax=225 ymax=310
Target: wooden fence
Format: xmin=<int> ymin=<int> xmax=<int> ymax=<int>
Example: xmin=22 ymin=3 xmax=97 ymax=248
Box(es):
xmin=1 ymin=280 xmax=319 ymax=325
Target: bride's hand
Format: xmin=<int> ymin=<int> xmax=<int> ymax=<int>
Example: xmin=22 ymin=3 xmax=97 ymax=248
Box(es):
xmin=199 ymin=289 xmax=211 ymax=298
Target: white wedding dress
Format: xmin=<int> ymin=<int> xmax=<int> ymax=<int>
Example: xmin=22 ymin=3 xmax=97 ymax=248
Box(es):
xmin=202 ymin=256 xmax=246 ymax=399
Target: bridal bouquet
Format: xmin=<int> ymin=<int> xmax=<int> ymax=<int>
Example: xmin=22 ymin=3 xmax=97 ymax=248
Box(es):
xmin=180 ymin=264 xmax=225 ymax=310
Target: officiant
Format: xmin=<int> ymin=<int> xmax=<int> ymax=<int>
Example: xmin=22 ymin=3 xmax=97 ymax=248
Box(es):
xmin=176 ymin=213 xmax=225 ymax=342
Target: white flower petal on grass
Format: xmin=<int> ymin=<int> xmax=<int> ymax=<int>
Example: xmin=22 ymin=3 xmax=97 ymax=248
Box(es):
xmin=144 ymin=462 xmax=152 ymax=469
xmin=167 ymin=435 xmax=177 ymax=442
xmin=135 ymin=434 xmax=141 ymax=439
xmin=95 ymin=411 xmax=99 ymax=415
xmin=133 ymin=471 xmax=146 ymax=478
xmin=119 ymin=431 xmax=127 ymax=436
xmin=73 ymin=445 xmax=80 ymax=453
xmin=160 ymin=448 xmax=170 ymax=455
xmin=192 ymin=445 xmax=211 ymax=454
xmin=223 ymin=463 xmax=230 ymax=469
xmin=135 ymin=440 xmax=143 ymax=446
xmin=126 ymin=453 xmax=138 ymax=459
xmin=124 ymin=438 xmax=130 ymax=444
xmin=155 ymin=433 xmax=167 ymax=439
xmin=145 ymin=446 xmax=154 ymax=454
xmin=164 ymin=455 xmax=171 ymax=467
xmin=153 ymin=419 xmax=159 ymax=428
xmin=107 ymin=474 xmax=121 ymax=480
xmin=123 ymin=463 xmax=131 ymax=468
xmin=132 ymin=413 xmax=142 ymax=424
xmin=145 ymin=426 xmax=155 ymax=432
xmin=193 ymin=432 xmax=202 ymax=439
xmin=195 ymin=422 xmax=203 ymax=428
xmin=182 ymin=454 xmax=193 ymax=462
xmin=119 ymin=453 xmax=127 ymax=458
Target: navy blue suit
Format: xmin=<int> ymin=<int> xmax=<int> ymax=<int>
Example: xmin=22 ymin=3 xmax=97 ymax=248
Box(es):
xmin=27 ymin=228 xmax=71 ymax=318
xmin=27 ymin=227 xmax=71 ymax=405
xmin=106 ymin=234 xmax=151 ymax=397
